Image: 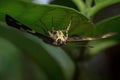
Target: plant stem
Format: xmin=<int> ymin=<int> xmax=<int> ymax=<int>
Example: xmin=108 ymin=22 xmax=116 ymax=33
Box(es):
xmin=72 ymin=0 xmax=91 ymax=19
xmin=72 ymin=0 xmax=86 ymax=12
xmin=88 ymin=1 xmax=120 ymax=18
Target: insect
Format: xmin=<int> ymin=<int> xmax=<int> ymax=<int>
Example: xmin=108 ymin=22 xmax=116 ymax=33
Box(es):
xmin=5 ymin=14 xmax=116 ymax=46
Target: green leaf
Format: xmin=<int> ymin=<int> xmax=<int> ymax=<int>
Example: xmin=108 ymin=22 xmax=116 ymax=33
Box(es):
xmin=95 ymin=15 xmax=120 ymax=36
xmin=72 ymin=0 xmax=86 ymax=14
xmin=0 ymin=37 xmax=22 ymax=80
xmin=89 ymin=15 xmax=120 ymax=55
xmin=88 ymin=0 xmax=120 ymax=18
xmin=50 ymin=0 xmax=78 ymax=10
xmin=0 ymin=21 xmax=75 ymax=80
xmin=0 ymin=1 xmax=95 ymax=79
xmin=73 ymin=0 xmax=120 ymax=18
xmin=0 ymin=0 xmax=94 ymax=37
xmin=95 ymin=0 xmax=120 ymax=4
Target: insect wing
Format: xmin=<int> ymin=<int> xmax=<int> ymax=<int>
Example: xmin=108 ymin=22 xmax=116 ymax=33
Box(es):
xmin=67 ymin=36 xmax=96 ymax=42
xmin=5 ymin=14 xmax=54 ymax=43
xmin=6 ymin=15 xmax=33 ymax=31
xmin=67 ymin=33 xmax=116 ymax=42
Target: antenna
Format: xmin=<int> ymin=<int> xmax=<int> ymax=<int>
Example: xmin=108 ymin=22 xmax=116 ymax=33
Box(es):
xmin=51 ymin=16 xmax=54 ymax=31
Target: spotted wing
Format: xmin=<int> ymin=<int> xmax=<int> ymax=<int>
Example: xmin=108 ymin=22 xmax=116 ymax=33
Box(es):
xmin=67 ymin=33 xmax=116 ymax=42
xmin=67 ymin=36 xmax=96 ymax=42
xmin=5 ymin=14 xmax=54 ymax=43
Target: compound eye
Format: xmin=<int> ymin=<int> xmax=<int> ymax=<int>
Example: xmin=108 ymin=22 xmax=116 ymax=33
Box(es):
xmin=53 ymin=31 xmax=57 ymax=34
xmin=57 ymin=39 xmax=62 ymax=45
xmin=50 ymin=31 xmax=53 ymax=33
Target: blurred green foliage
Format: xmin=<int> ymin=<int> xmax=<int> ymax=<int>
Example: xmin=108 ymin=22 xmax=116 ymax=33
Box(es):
xmin=0 ymin=0 xmax=120 ymax=80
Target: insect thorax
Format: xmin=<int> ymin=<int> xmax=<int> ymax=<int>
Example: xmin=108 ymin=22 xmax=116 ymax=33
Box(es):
xmin=48 ymin=30 xmax=68 ymax=45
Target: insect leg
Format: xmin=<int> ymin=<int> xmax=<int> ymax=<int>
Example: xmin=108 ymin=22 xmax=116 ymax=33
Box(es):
xmin=62 ymin=17 xmax=72 ymax=32
xmin=48 ymin=31 xmax=53 ymax=37
xmin=65 ymin=18 xmax=72 ymax=39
